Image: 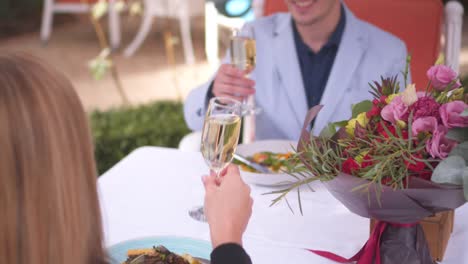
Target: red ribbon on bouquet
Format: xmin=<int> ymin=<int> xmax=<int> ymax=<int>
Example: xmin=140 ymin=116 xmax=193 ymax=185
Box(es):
xmin=307 ymin=221 xmax=417 ymax=264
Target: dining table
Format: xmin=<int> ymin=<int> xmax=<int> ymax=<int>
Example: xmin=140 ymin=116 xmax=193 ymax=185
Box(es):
xmin=98 ymin=146 xmax=468 ymax=264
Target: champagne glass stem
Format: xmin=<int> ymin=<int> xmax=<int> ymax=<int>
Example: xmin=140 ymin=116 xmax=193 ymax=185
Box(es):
xmin=188 ymin=168 xmax=221 ymax=222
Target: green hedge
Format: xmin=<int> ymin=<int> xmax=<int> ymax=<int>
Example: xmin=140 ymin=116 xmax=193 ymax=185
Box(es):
xmin=90 ymin=101 xmax=190 ymax=175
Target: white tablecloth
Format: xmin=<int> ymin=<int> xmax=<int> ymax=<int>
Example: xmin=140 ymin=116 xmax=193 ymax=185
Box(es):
xmin=98 ymin=147 xmax=468 ymax=264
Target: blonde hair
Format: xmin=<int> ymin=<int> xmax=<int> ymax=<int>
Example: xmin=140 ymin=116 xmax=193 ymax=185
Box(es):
xmin=0 ymin=53 xmax=108 ymax=264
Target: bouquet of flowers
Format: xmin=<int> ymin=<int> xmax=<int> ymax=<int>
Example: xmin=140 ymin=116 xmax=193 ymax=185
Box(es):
xmin=276 ymin=62 xmax=468 ymax=264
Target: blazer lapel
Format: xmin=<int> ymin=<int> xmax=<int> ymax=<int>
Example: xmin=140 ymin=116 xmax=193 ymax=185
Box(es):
xmin=272 ymin=14 xmax=308 ymax=131
xmin=313 ymin=6 xmax=368 ymax=133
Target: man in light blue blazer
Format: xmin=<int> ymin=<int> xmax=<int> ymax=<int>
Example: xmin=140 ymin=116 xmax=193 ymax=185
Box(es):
xmin=184 ymin=0 xmax=409 ymax=140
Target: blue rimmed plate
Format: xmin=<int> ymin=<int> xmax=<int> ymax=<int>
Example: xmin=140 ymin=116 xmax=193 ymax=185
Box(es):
xmin=107 ymin=236 xmax=212 ymax=263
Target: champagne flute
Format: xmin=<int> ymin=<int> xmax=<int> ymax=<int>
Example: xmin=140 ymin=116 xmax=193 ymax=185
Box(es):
xmin=189 ymin=97 xmax=242 ymax=222
xmin=230 ymin=25 xmax=261 ymax=116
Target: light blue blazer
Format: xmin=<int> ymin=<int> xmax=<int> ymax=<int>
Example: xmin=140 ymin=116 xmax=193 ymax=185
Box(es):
xmin=184 ymin=5 xmax=409 ymax=140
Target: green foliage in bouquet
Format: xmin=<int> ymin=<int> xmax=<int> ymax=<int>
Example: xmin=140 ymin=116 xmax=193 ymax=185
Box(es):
xmin=90 ymin=101 xmax=190 ymax=174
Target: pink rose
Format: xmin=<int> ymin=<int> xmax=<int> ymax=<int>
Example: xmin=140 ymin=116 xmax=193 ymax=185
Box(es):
xmin=439 ymin=101 xmax=468 ymax=128
xmin=412 ymin=116 xmax=438 ymax=136
xmin=426 ymin=65 xmax=461 ymax=91
xmin=381 ymin=96 xmax=409 ymax=124
xmin=426 ymin=125 xmax=457 ymax=159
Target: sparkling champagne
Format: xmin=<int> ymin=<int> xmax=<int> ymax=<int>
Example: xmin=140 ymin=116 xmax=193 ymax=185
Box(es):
xmin=201 ymin=114 xmax=241 ymax=173
xmin=230 ymin=36 xmax=256 ymax=71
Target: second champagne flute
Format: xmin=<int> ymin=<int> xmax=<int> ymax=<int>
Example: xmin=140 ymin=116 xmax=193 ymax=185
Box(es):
xmin=230 ymin=25 xmax=260 ymax=116
xmin=189 ymin=97 xmax=242 ymax=222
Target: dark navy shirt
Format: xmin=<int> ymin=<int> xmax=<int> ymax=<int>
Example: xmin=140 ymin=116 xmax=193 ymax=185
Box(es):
xmin=292 ymin=6 xmax=346 ymax=109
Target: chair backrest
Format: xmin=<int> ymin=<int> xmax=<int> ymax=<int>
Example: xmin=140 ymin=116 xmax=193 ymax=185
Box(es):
xmin=263 ymin=0 xmax=287 ymax=16
xmin=344 ymin=0 xmax=443 ymax=89
xmin=262 ymin=0 xmax=444 ymax=89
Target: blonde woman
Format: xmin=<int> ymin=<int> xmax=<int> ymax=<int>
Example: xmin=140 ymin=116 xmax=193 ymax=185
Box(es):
xmin=0 ymin=53 xmax=252 ymax=264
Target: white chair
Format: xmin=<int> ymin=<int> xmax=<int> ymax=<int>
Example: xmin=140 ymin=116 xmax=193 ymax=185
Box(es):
xmin=40 ymin=0 xmax=121 ymax=49
xmin=123 ymin=0 xmax=204 ymax=64
xmin=178 ymin=131 xmax=202 ymax=152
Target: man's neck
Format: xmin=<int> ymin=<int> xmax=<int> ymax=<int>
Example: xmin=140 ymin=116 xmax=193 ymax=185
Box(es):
xmin=295 ymin=4 xmax=342 ymax=53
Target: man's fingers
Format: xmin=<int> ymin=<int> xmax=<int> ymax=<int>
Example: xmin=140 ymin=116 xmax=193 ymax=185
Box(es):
xmin=221 ymin=75 xmax=255 ymax=88
xmin=220 ymin=64 xmax=245 ymax=78
xmin=215 ymin=83 xmax=255 ymax=98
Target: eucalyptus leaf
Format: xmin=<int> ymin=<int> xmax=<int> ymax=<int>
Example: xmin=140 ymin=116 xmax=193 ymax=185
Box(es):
xmin=462 ymin=108 xmax=468 ymax=117
xmin=319 ymin=123 xmax=336 ymax=139
xmin=333 ymin=120 xmax=349 ymax=128
xmin=446 ymin=128 xmax=468 ymax=142
xmin=352 ymin=100 xmax=372 ymax=118
xmin=432 ymin=156 xmax=466 ymax=185
xmin=449 ymin=142 xmax=468 ymax=163
xmin=464 ymin=168 xmax=468 ymax=200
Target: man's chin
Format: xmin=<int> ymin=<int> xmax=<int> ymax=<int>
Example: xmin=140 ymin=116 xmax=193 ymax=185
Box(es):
xmin=292 ymin=16 xmax=320 ymax=27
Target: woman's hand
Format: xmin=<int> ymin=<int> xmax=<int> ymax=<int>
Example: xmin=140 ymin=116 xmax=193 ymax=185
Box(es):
xmin=203 ymin=165 xmax=253 ymax=248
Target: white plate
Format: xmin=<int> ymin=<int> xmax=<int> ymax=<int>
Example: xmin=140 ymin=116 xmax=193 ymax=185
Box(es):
xmin=236 ymin=140 xmax=298 ymax=186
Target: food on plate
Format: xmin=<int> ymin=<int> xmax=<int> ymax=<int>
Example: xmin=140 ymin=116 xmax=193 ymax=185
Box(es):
xmin=123 ymin=245 xmax=201 ymax=264
xmin=233 ymin=152 xmax=293 ymax=173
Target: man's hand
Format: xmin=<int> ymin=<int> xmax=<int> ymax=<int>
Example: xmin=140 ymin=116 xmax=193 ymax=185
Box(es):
xmin=212 ymin=64 xmax=255 ymax=102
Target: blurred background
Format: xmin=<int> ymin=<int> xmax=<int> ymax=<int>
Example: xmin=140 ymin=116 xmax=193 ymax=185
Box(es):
xmin=0 ymin=0 xmax=467 ymax=174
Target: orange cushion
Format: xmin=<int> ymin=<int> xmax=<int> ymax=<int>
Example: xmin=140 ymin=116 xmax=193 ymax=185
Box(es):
xmin=263 ymin=0 xmax=288 ymax=16
xmin=344 ymin=0 xmax=443 ymax=89
xmin=262 ymin=0 xmax=443 ymax=90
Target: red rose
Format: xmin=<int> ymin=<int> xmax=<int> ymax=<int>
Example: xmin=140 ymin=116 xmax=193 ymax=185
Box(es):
xmin=380 ymin=96 xmax=388 ymax=104
xmin=377 ymin=122 xmax=396 ymax=138
xmin=404 ymin=154 xmax=426 ymax=172
xmin=381 ymin=176 xmax=392 ymax=186
xmin=401 ymin=130 xmax=409 ymax=140
xmin=361 ymin=154 xmax=374 ymax=168
xmin=366 ymin=105 xmax=381 ymax=119
xmin=342 ymin=158 xmax=360 ymax=175
xmin=418 ymin=171 xmax=432 ymax=181
xmin=376 ymin=122 xmax=408 ymax=139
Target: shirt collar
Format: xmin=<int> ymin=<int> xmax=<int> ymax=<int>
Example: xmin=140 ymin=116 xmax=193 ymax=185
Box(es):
xmin=326 ymin=4 xmax=346 ymax=47
xmin=292 ymin=4 xmax=346 ymax=52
